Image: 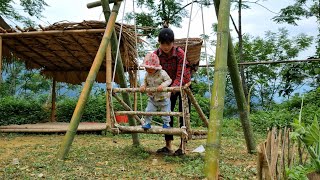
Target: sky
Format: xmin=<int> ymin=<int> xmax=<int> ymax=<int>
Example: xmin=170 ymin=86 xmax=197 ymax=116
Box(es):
xmin=6 ymin=0 xmax=318 ymax=62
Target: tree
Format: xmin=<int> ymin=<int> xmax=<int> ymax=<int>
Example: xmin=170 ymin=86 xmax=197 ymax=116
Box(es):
xmin=0 ymin=0 xmax=48 ymax=26
xmin=235 ymin=28 xmax=314 ymax=110
xmin=272 ymin=0 xmax=320 ymax=57
xmin=125 ymin=0 xmax=212 ymax=37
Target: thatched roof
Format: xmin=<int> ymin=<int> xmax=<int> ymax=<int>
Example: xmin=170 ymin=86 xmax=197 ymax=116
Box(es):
xmin=0 ymin=20 xmax=140 ymax=84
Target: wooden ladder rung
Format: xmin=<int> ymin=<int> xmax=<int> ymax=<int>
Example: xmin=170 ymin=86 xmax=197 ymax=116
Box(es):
xmin=110 ymin=87 xmax=181 ymax=93
xmin=111 ymin=125 xmax=186 ymax=136
xmin=115 ymin=111 xmax=183 ymax=116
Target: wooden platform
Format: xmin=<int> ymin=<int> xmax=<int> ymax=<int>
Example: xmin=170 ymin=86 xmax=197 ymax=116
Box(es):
xmin=0 ymin=122 xmax=106 ymax=133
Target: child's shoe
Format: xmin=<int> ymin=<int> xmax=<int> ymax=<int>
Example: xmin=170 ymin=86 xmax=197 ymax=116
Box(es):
xmin=162 ymin=124 xmax=170 ymax=129
xmin=142 ymin=123 xmax=151 ymax=129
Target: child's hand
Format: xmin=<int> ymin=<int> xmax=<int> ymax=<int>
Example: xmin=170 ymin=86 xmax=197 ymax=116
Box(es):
xmin=140 ymin=85 xmax=146 ymax=92
xmin=157 ymin=85 xmax=163 ymax=92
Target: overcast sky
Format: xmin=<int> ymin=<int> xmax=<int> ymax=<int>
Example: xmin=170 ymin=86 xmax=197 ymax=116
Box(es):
xmin=6 ymin=0 xmax=318 ymax=60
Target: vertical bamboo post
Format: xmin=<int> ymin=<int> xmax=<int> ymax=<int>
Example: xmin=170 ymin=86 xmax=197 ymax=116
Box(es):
xmin=57 ymin=1 xmax=122 ymax=160
xmin=106 ymin=43 xmax=112 ymax=129
xmin=0 ymin=36 xmax=2 ymax=83
xmin=51 ymin=77 xmax=56 ymax=122
xmin=101 ymin=0 xmax=140 ymax=145
xmin=204 ymin=0 xmax=231 ymax=179
xmin=213 ymin=0 xmax=256 ymax=153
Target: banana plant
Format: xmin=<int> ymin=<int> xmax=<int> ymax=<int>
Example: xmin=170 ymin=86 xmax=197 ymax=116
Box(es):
xmin=291 ymin=100 xmax=320 ymax=172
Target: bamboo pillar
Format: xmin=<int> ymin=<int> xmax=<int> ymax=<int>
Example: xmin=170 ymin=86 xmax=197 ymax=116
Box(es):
xmin=101 ymin=0 xmax=140 ymax=145
xmin=57 ymin=1 xmax=122 ymax=160
xmin=50 ymin=77 xmax=56 ymax=122
xmin=0 ymin=36 xmax=2 ymax=83
xmin=106 ymin=43 xmax=112 ymax=129
xmin=213 ymin=0 xmax=256 ymax=153
xmin=184 ymin=88 xmax=209 ymax=127
xmin=204 ymin=0 xmax=231 ymax=179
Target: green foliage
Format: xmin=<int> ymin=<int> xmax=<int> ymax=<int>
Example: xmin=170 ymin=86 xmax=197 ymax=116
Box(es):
xmin=0 ymin=0 xmax=48 ymax=26
xmin=291 ymin=116 xmax=320 ymax=172
xmin=56 ymin=94 xmax=106 ymax=122
xmin=250 ymin=87 xmax=320 ymax=132
xmin=235 ymin=28 xmax=314 ymax=110
xmin=286 ymin=165 xmax=310 ymax=180
xmin=0 ymin=96 xmax=49 ymax=126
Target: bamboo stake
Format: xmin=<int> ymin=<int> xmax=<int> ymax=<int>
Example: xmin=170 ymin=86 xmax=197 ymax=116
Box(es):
xmin=106 ymin=43 xmax=112 ymax=129
xmin=50 ymin=77 xmax=56 ymax=122
xmin=112 ymin=92 xmax=143 ymax=125
xmin=57 ymin=1 xmax=122 ymax=160
xmin=115 ymin=111 xmax=183 ymax=116
xmin=213 ymin=0 xmax=256 ymax=153
xmin=204 ymin=0 xmax=231 ymax=178
xmin=184 ymin=88 xmax=209 ymax=127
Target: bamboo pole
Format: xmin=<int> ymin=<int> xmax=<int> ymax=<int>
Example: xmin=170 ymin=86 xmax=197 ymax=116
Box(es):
xmin=184 ymin=88 xmax=209 ymax=127
xmin=0 ymin=29 xmax=106 ymax=37
xmin=57 ymin=1 xmax=122 ymax=160
xmin=0 ymin=36 xmax=2 ymax=84
xmin=111 ymin=125 xmax=187 ymax=136
xmin=204 ymin=0 xmax=231 ymax=179
xmin=112 ymin=92 xmax=143 ymax=125
xmin=110 ymin=86 xmax=184 ymax=93
xmin=106 ymin=43 xmax=112 ymax=129
xmin=101 ymin=0 xmax=140 ymax=145
xmin=115 ymin=111 xmax=183 ymax=116
xmin=213 ymin=0 xmax=256 ymax=153
xmin=50 ymin=77 xmax=56 ymax=122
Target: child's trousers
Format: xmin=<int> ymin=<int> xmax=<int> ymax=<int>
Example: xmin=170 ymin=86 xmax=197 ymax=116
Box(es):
xmin=144 ymin=97 xmax=171 ymax=125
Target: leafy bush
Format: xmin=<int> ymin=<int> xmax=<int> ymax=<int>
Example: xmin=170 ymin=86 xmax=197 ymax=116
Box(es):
xmin=0 ymin=96 xmax=49 ymax=126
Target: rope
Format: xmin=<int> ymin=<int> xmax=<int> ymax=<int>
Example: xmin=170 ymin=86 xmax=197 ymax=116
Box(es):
xmin=110 ymin=0 xmax=127 ymax=125
xmin=179 ymin=0 xmax=194 ymax=127
xmin=201 ymin=4 xmax=211 ymax=93
xmin=133 ymin=0 xmax=144 ymax=121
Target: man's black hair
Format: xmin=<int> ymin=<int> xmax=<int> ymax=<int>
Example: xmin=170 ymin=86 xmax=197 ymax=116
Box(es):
xmin=158 ymin=28 xmax=174 ymax=44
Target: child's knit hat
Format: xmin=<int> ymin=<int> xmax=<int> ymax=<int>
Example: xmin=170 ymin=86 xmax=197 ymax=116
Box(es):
xmin=140 ymin=53 xmax=162 ymax=70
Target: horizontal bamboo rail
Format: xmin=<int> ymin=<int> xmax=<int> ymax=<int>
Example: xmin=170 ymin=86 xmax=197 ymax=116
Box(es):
xmin=87 ymin=0 xmax=113 ymax=8
xmin=114 ymin=111 xmax=183 ymax=116
xmin=197 ymin=58 xmax=320 ymax=67
xmin=111 ymin=86 xmax=184 ymax=93
xmin=0 ymin=128 xmax=104 ymax=133
xmin=111 ymin=82 xmax=191 ymax=93
xmin=111 ymin=125 xmax=187 ymax=136
xmin=0 ymin=29 xmax=106 ymax=37
xmin=112 ymin=93 xmax=143 ymax=125
xmin=185 ymin=88 xmax=209 ymax=127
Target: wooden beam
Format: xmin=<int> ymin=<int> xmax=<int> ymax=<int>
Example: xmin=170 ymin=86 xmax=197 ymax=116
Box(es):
xmin=111 ymin=125 xmax=187 ymax=136
xmin=111 ymin=86 xmax=185 ymax=93
xmin=197 ymin=58 xmax=320 ymax=68
xmin=0 ymin=29 xmax=106 ymax=37
xmin=115 ymin=111 xmax=183 ymax=116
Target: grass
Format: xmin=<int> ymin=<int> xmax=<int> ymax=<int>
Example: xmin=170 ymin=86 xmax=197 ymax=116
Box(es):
xmin=0 ymin=120 xmax=265 ymax=179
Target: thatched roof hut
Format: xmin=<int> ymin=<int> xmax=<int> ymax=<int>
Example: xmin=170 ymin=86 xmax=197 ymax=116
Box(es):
xmin=0 ymin=20 xmax=139 ymax=84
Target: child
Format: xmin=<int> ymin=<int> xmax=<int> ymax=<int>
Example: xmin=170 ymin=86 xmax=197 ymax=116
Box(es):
xmin=140 ymin=53 xmax=172 ymax=129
